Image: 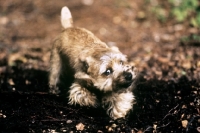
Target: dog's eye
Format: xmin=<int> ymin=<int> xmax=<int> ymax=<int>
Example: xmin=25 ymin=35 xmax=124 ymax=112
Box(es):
xmin=82 ymin=61 xmax=89 ymax=72
xmin=104 ymin=68 xmax=113 ymax=76
xmin=120 ymin=61 xmax=123 ymax=65
xmin=84 ymin=61 xmax=89 ymax=69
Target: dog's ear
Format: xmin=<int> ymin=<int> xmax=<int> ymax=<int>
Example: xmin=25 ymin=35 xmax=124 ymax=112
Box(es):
xmin=61 ymin=6 xmax=73 ymax=28
xmin=110 ymin=46 xmax=120 ymax=52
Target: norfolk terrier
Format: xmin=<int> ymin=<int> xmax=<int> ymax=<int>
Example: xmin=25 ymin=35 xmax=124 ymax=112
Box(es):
xmin=49 ymin=6 xmax=137 ymax=119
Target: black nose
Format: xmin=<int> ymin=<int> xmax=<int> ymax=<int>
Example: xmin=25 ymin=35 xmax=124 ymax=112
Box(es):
xmin=124 ymin=72 xmax=132 ymax=81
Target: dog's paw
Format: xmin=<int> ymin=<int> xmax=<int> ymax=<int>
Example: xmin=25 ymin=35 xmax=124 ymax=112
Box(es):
xmin=102 ymin=91 xmax=135 ymax=119
xmin=49 ymin=85 xmax=60 ymax=94
xmin=68 ymin=83 xmax=98 ymax=107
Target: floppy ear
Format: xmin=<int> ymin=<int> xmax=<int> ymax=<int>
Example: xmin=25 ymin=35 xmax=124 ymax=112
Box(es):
xmin=110 ymin=45 xmax=120 ymax=52
xmin=107 ymin=42 xmax=120 ymax=52
xmin=61 ymin=6 xmax=73 ymax=28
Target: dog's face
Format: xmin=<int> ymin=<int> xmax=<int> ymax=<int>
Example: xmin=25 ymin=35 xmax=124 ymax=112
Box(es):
xmin=79 ymin=47 xmax=137 ymax=92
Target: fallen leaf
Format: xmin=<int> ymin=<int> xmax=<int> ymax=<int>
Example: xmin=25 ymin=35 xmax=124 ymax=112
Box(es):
xmin=181 ymin=120 xmax=188 ymax=128
xmin=76 ymin=123 xmax=85 ymax=131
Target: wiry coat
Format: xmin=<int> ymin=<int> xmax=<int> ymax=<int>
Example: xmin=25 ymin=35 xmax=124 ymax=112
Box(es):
xmin=49 ymin=6 xmax=137 ymax=119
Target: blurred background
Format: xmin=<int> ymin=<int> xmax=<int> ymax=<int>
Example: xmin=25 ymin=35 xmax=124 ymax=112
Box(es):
xmin=0 ymin=0 xmax=200 ymax=82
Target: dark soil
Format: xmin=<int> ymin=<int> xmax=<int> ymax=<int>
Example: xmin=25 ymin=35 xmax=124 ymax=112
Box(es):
xmin=0 ymin=0 xmax=199 ymax=132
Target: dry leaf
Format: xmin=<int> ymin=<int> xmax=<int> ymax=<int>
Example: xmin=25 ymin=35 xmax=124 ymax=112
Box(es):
xmin=181 ymin=120 xmax=188 ymax=128
xmin=76 ymin=123 xmax=85 ymax=131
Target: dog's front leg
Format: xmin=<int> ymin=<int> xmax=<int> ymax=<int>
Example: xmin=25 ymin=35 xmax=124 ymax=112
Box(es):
xmin=102 ymin=91 xmax=135 ymax=119
xmin=68 ymin=77 xmax=98 ymax=107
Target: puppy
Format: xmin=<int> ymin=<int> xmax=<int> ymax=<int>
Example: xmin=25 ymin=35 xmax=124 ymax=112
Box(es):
xmin=49 ymin=6 xmax=137 ymax=119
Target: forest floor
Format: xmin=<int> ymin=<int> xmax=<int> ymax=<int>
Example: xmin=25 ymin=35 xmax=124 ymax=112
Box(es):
xmin=0 ymin=0 xmax=199 ymax=132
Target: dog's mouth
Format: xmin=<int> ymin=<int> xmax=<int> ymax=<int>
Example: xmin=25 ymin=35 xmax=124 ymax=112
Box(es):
xmin=122 ymin=81 xmax=133 ymax=88
xmin=116 ymin=80 xmax=133 ymax=89
xmin=112 ymin=81 xmax=133 ymax=92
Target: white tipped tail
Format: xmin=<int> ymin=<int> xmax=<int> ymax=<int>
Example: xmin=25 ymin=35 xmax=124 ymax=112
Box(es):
xmin=61 ymin=6 xmax=73 ymax=28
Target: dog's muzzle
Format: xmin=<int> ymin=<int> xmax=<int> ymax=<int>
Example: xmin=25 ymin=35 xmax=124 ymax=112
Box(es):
xmin=112 ymin=71 xmax=134 ymax=90
xmin=124 ymin=72 xmax=132 ymax=81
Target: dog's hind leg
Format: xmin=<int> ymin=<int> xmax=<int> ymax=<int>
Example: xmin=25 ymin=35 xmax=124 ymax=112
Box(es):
xmin=49 ymin=41 xmax=62 ymax=94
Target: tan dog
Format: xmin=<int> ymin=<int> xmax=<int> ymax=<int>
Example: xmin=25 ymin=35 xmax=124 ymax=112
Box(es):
xmin=49 ymin=6 xmax=137 ymax=119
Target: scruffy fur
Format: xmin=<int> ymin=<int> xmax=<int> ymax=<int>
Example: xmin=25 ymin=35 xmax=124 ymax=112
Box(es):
xmin=49 ymin=6 xmax=137 ymax=119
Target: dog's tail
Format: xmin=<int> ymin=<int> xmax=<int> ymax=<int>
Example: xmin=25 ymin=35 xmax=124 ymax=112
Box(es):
xmin=61 ymin=6 xmax=73 ymax=28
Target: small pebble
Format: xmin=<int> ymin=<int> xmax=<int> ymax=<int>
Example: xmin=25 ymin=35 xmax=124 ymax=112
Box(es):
xmin=66 ymin=120 xmax=73 ymax=124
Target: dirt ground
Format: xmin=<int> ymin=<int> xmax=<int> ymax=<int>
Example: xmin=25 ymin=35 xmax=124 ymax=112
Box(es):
xmin=0 ymin=0 xmax=199 ymax=132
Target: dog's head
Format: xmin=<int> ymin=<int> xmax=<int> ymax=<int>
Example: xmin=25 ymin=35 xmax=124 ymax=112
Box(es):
xmin=78 ymin=46 xmax=137 ymax=92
